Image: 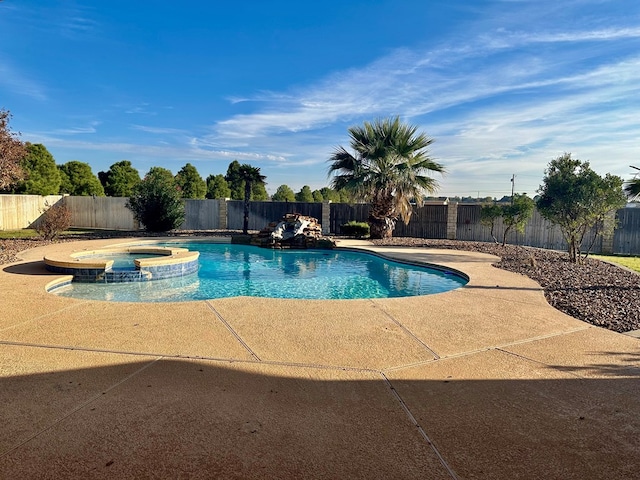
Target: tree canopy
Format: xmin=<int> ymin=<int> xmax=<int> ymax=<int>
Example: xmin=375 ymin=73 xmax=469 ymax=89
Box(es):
xmin=536 ymin=153 xmax=626 ymax=262
xmin=225 ymin=160 xmax=268 ymax=201
xmin=126 ymin=167 xmax=185 ymax=232
xmin=0 ymin=109 xmax=27 ymax=190
xmin=224 ymin=160 xmax=244 ymax=200
xmin=58 ymin=161 xmax=105 ymax=196
xmin=206 ymin=174 xmax=231 ymax=199
xmin=175 ymin=163 xmax=206 ymax=199
xmin=15 ymin=143 xmax=61 ymax=195
xmin=98 ymin=160 xmax=141 ymax=197
xmin=328 ymin=116 xmax=444 ymax=238
xmin=295 ymin=185 xmax=314 ymax=202
xmin=271 ymin=184 xmax=296 ymax=202
xmin=312 ymin=190 xmax=324 ymax=202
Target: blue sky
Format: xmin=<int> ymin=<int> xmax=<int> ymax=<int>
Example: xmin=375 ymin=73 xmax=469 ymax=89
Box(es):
xmin=2 ymin=0 xmax=639 ymax=198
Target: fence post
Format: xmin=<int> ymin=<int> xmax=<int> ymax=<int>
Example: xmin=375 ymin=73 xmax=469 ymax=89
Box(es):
xmin=601 ymin=209 xmax=616 ymax=254
xmin=219 ymin=199 xmax=228 ymax=230
xmin=446 ymin=202 xmax=458 ymax=240
xmin=321 ymin=201 xmax=331 ymax=235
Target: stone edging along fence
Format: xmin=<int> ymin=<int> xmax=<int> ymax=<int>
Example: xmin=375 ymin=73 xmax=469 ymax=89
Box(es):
xmin=2 ymin=194 xmax=640 ymax=255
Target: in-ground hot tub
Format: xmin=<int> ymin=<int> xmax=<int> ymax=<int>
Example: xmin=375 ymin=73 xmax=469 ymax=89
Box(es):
xmin=44 ymin=246 xmax=199 ymax=283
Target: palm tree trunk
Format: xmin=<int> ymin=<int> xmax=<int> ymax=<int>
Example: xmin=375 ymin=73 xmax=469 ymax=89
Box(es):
xmin=243 ymin=181 xmax=251 ymax=234
xmin=368 ymin=198 xmax=397 ymax=239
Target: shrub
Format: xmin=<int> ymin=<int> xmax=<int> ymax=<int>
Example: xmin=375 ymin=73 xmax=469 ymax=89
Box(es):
xmin=36 ymin=203 xmax=72 ymax=240
xmin=126 ymin=168 xmax=185 ymax=232
xmin=340 ymin=221 xmax=370 ymax=238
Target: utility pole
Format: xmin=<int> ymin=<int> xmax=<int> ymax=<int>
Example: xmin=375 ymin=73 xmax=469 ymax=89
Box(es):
xmin=510 ymin=174 xmax=516 ymax=204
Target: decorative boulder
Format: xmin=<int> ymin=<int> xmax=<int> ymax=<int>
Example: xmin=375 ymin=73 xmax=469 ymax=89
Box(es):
xmin=248 ymin=213 xmax=335 ymax=249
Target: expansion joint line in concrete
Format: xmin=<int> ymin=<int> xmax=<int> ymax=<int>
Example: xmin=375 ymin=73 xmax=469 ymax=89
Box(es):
xmin=380 ymin=372 xmax=460 ymax=480
xmin=205 ymin=301 xmax=261 ymax=361
xmin=0 ymin=357 xmax=162 ymax=459
xmin=369 ymin=300 xmax=440 ymax=360
xmin=0 ymin=300 xmax=92 ymax=333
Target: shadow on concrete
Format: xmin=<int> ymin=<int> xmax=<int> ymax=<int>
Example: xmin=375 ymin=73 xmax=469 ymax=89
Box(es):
xmin=3 ymin=261 xmax=55 ymax=276
xmin=1 ymin=351 xmax=639 ymax=479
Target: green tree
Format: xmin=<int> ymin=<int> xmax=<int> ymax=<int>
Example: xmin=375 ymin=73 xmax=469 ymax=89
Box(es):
xmin=0 ymin=108 xmax=27 ymax=190
xmin=319 ymin=187 xmax=341 ymax=203
xmin=224 ymin=160 xmax=244 ymax=200
xmin=126 ymin=167 xmax=185 ymax=232
xmin=480 ymin=203 xmax=502 ymax=244
xmin=98 ymin=160 xmax=141 ymax=197
xmin=15 ymin=143 xmax=61 ymax=195
xmin=205 ymin=174 xmax=231 ymax=199
xmin=328 ymin=117 xmax=444 ymax=238
xmin=58 ymin=161 xmax=105 ymax=196
xmin=500 ymin=193 xmax=535 ymax=246
xmin=237 ymin=164 xmax=266 ymax=234
xmin=295 ymin=185 xmax=314 ymax=202
xmin=312 ymin=190 xmax=324 ymax=202
xmin=271 ymin=184 xmax=296 ymax=202
xmin=145 ymin=166 xmax=174 ymax=184
xmin=337 ymin=188 xmax=355 ymax=203
xmin=251 ymin=182 xmax=269 ymax=201
xmin=536 ymin=153 xmax=627 ymax=263
xmin=175 ymin=163 xmax=206 ymax=199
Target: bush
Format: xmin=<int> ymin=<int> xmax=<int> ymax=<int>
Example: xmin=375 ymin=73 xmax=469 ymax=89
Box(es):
xmin=126 ymin=169 xmax=185 ymax=232
xmin=36 ymin=203 xmax=72 ymax=240
xmin=340 ymin=221 xmax=370 ymax=238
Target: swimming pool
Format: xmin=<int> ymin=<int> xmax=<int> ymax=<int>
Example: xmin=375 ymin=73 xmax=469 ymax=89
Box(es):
xmin=49 ymin=242 xmax=468 ymax=302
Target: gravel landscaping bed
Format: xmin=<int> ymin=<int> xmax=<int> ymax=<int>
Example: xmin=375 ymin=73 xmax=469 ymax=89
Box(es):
xmin=1 ymin=234 xmax=639 ymax=333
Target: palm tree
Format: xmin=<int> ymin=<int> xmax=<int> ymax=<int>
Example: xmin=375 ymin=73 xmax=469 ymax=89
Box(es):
xmin=238 ymin=164 xmax=266 ymax=234
xmin=328 ymin=117 xmax=445 ymax=239
xmin=624 ymin=166 xmax=640 ymax=199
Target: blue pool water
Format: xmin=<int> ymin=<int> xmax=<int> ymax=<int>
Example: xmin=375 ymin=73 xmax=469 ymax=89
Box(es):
xmin=51 ymin=243 xmax=467 ymax=302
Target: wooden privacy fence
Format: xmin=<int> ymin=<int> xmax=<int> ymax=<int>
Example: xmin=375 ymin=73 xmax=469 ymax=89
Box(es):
xmin=2 ymin=195 xmax=640 ymax=254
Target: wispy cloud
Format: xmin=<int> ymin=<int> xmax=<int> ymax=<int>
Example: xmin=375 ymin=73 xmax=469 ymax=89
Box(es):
xmin=0 ymin=59 xmax=47 ymax=101
xmin=130 ymin=125 xmax=188 ymax=135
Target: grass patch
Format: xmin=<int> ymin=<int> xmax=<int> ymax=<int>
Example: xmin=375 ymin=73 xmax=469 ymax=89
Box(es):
xmin=592 ymin=254 xmax=640 ymax=273
xmin=0 ymin=229 xmax=39 ymax=239
xmin=0 ymin=228 xmax=97 ymax=240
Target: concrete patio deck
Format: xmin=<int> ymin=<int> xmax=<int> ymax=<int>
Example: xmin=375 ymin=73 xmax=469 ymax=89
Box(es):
xmin=1 ymin=238 xmax=639 ymax=479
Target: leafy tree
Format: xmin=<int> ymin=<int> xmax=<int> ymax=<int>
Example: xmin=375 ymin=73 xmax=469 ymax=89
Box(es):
xmin=271 ymin=184 xmax=296 ymax=202
xmin=295 ymin=185 xmax=314 ymax=202
xmin=319 ymin=187 xmax=341 ymax=203
xmin=536 ymin=153 xmax=627 ymax=263
xmin=58 ymin=161 xmax=105 ymax=196
xmin=337 ymin=188 xmax=355 ymax=203
xmin=224 ymin=160 xmax=244 ymax=200
xmin=15 ymin=143 xmax=61 ymax=195
xmin=480 ymin=203 xmax=502 ymax=244
xmin=145 ymin=166 xmax=174 ymax=184
xmin=175 ymin=163 xmax=206 ymax=199
xmin=237 ymin=164 xmax=266 ymax=234
xmin=98 ymin=160 xmax=140 ymax=197
xmin=312 ymin=190 xmax=324 ymax=202
xmin=251 ymin=182 xmax=269 ymax=201
xmin=328 ymin=117 xmax=444 ymax=238
xmin=500 ymin=193 xmax=535 ymax=246
xmin=126 ymin=167 xmax=185 ymax=232
xmin=0 ymin=108 xmax=27 ymax=190
xmin=205 ymin=174 xmax=231 ymax=199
